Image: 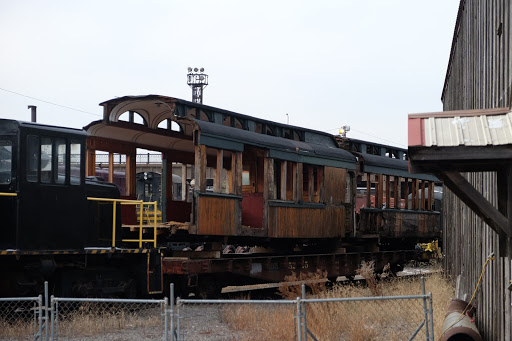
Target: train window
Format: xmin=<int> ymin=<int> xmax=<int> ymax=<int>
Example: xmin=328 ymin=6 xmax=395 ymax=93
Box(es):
xmin=26 ymin=135 xmax=39 ymax=182
xmin=242 ymin=171 xmax=250 ymax=186
xmin=70 ymin=142 xmax=81 ymax=185
xmin=40 ymin=137 xmax=53 ymax=183
xmin=55 ymin=139 xmax=66 ymax=184
xmin=0 ymin=140 xmax=12 ymax=184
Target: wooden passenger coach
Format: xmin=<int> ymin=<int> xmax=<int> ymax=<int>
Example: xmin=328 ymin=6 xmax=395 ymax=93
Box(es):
xmin=85 ymin=95 xmax=357 ymax=243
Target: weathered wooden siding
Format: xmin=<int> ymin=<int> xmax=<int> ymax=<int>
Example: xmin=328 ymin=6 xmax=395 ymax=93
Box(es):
xmin=359 ymin=209 xmax=441 ymax=239
xmin=442 ymin=1 xmax=511 ymax=339
xmin=324 ymin=166 xmax=347 ymax=205
xmin=267 ymin=204 xmax=345 ymax=238
xmin=196 ymin=194 xmax=240 ymax=235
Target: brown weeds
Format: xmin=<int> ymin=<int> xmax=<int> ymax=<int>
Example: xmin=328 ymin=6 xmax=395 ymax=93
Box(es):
xmin=223 ymin=264 xmax=454 ymax=340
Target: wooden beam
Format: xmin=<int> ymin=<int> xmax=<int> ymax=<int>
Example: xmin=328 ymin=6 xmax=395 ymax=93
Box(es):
xmin=317 ymin=166 xmax=324 ymax=203
xmin=376 ymin=174 xmax=383 ymax=208
xmin=438 ymin=170 xmax=509 ymax=238
xmin=393 ymin=176 xmax=400 ymax=209
xmin=366 ymin=174 xmax=371 ymax=208
xmin=86 ymin=149 xmax=95 ymax=177
xmin=385 ymin=175 xmax=391 ymax=209
xmin=214 ymin=149 xmax=223 ymax=193
xmin=231 ymin=151 xmax=242 ymax=196
xmin=181 ymin=164 xmax=187 ymax=200
xmin=292 ymin=162 xmax=298 ymax=201
xmin=296 ymin=163 xmax=303 ymax=202
xmin=194 ymin=145 xmax=207 ymax=192
xmin=280 ymin=160 xmax=287 ymax=200
xmin=125 ymin=153 xmax=136 ymax=197
xmin=263 ymin=156 xmax=274 ymax=200
xmin=427 ymin=181 xmax=433 ymax=211
xmin=404 ymin=178 xmax=409 ymax=209
xmin=308 ymin=166 xmax=314 ymax=202
xmin=420 ymin=180 xmax=426 ymax=210
xmin=108 ymin=152 xmax=114 ymax=183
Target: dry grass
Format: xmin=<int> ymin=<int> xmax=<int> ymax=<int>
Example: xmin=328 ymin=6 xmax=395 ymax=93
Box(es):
xmin=0 ymin=319 xmax=38 ymax=340
xmin=55 ymin=304 xmax=161 ymax=337
xmin=224 ymin=263 xmax=454 ymax=340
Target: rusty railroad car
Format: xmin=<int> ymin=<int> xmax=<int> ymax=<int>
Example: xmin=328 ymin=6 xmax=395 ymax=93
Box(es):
xmin=0 ymin=95 xmax=441 ymax=298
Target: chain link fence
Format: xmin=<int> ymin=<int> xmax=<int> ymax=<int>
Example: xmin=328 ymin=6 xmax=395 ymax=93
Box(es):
xmin=0 ymin=296 xmax=43 ymax=341
xmin=174 ymin=279 xmax=434 ymax=341
xmin=0 ymin=280 xmax=434 ymax=341
xmin=51 ymin=297 xmax=168 ymax=340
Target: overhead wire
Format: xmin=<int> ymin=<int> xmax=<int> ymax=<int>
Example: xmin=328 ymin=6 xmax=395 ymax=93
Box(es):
xmin=0 ymin=86 xmax=101 ymax=117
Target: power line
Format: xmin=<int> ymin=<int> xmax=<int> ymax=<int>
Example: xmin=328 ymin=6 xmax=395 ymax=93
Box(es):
xmin=0 ymin=87 xmax=101 ymax=117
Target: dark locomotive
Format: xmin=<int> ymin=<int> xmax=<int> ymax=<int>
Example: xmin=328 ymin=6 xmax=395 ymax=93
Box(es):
xmin=0 ymin=95 xmax=441 ymax=298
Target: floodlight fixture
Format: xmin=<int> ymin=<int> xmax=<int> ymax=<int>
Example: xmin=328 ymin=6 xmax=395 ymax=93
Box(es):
xmin=187 ymin=66 xmax=209 ymax=104
xmin=338 ymin=125 xmax=350 ymax=138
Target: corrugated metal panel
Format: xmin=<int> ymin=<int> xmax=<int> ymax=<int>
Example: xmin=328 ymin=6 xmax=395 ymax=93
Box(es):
xmin=415 ymin=111 xmax=512 ymax=147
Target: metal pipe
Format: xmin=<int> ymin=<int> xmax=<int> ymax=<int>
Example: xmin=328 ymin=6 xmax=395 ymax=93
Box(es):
xmin=302 ymin=284 xmax=307 ymax=341
xmin=170 ymin=283 xmax=175 ymax=341
xmin=296 ymin=297 xmax=302 ymax=341
xmin=176 ymin=298 xmax=181 ymax=341
xmin=28 ymin=105 xmax=36 ymax=122
xmin=163 ymin=297 xmax=169 ymax=341
xmin=421 ymin=277 xmax=430 ymax=341
xmin=45 ymin=281 xmax=49 ymax=341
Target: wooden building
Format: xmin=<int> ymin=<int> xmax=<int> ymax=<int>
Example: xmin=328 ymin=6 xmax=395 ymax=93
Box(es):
xmin=409 ymin=1 xmax=512 ymax=339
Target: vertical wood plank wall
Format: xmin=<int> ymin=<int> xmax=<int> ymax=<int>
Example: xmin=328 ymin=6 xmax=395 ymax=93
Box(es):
xmin=442 ymin=1 xmax=511 ymax=339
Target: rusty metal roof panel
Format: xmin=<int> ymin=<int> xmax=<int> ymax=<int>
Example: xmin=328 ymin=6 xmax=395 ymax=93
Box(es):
xmin=409 ymin=108 xmax=512 ymax=147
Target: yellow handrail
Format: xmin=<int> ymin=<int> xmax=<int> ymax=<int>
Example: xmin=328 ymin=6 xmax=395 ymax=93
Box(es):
xmin=87 ymin=197 xmax=158 ymax=248
xmin=0 ymin=192 xmax=17 ymax=197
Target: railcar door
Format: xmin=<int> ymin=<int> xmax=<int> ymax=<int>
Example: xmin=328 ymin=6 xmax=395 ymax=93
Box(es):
xmin=18 ymin=127 xmax=88 ymax=250
xmin=0 ymin=133 xmax=17 ymax=249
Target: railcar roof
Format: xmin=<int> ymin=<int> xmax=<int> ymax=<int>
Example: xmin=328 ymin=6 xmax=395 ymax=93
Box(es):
xmin=86 ymin=95 xmax=356 ymax=168
xmin=0 ymin=118 xmax=87 ymax=136
xmin=357 ymin=152 xmax=437 ymax=181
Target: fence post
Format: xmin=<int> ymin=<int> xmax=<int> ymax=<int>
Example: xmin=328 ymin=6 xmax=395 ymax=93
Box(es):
xmin=164 ymin=298 xmax=169 ymax=341
xmin=37 ymin=294 xmax=43 ymax=340
xmin=170 ymin=284 xmax=175 ymax=341
xmin=296 ymin=297 xmax=302 ymax=341
xmin=421 ymin=277 xmax=430 ymax=341
xmin=44 ymin=281 xmax=49 ymax=341
xmin=50 ymin=296 xmax=55 ymax=341
xmin=302 ymin=283 xmax=307 ymax=341
xmin=176 ymin=297 xmax=181 ymax=341
xmin=428 ymin=292 xmax=434 ymax=341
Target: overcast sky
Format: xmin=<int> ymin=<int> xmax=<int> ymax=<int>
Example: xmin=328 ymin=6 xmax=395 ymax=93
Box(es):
xmin=0 ymin=0 xmax=459 ymax=148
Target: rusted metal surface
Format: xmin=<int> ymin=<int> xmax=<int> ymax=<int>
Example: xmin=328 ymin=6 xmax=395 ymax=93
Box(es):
xmin=358 ymin=208 xmax=441 ymax=239
xmin=162 ymin=250 xmax=415 ymax=282
xmin=440 ymin=299 xmax=482 ymax=341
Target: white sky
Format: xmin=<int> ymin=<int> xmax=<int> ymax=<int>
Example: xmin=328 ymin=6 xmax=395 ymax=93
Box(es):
xmin=0 ymin=0 xmax=459 ymax=148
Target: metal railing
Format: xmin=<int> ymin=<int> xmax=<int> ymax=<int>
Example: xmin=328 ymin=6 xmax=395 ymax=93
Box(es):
xmin=0 ymin=192 xmax=17 ymax=196
xmin=87 ymin=197 xmax=158 ymax=248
